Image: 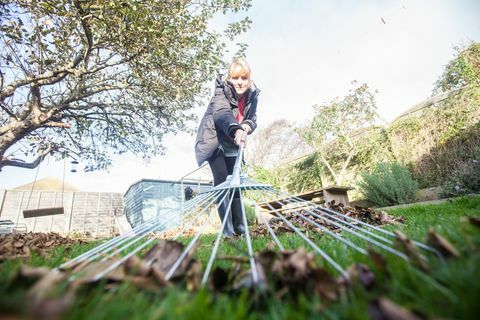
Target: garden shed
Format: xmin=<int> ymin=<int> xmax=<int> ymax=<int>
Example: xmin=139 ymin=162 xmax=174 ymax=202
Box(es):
xmin=124 ymin=179 xmax=212 ymax=229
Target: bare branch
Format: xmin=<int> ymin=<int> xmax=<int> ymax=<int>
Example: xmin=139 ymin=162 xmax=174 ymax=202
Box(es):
xmin=0 ymin=101 xmax=17 ymax=119
xmin=0 ymin=145 xmax=54 ymax=171
xmin=42 ymin=121 xmax=71 ymax=129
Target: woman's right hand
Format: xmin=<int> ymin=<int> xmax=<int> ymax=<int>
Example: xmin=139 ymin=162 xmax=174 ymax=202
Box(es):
xmin=234 ymin=129 xmax=248 ymax=146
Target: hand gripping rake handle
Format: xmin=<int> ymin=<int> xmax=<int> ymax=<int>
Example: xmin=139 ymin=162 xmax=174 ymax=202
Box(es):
xmin=230 ymin=142 xmax=244 ymax=185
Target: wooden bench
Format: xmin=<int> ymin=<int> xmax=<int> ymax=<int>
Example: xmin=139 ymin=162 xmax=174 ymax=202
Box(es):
xmin=258 ymin=186 xmax=353 ymax=212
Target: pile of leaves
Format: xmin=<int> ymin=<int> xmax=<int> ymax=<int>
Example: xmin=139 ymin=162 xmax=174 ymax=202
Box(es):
xmin=0 ymin=232 xmax=87 ymax=261
xmin=326 ymin=200 xmax=405 ymax=225
xmin=252 ymin=201 xmax=404 ymax=237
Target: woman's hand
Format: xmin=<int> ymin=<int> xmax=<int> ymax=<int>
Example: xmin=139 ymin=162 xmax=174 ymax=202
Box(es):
xmin=234 ymin=129 xmax=248 ymax=146
xmin=241 ymin=123 xmax=251 ymax=134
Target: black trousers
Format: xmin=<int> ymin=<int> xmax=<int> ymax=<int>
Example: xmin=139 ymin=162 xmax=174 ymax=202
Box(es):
xmin=208 ymin=149 xmax=244 ymax=235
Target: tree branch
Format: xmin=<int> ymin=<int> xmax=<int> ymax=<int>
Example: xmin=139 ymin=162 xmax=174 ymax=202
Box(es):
xmin=0 ymin=101 xmax=17 ymax=119
xmin=42 ymin=121 xmax=71 ymax=129
xmin=0 ymin=145 xmax=54 ymax=171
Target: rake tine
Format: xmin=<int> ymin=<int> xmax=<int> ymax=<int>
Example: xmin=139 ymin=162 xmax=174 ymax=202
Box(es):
xmin=262 ymin=199 xmax=348 ymax=278
xmin=249 ymin=190 xmax=284 ymax=251
xmin=98 ymin=189 xmax=227 ymax=263
xmin=61 ymin=190 xmax=219 ymax=269
xmin=201 ymin=189 xmax=237 ymax=285
xmin=88 ymin=189 xmax=229 ymax=282
xmin=287 ymin=206 xmax=368 ymax=255
xmin=316 ymin=206 xmax=441 ymax=256
xmin=263 ymin=187 xmax=410 ymax=259
xmin=239 ymin=189 xmax=259 ymax=284
xmin=271 ymin=188 xmax=440 ymax=257
xmin=165 ymin=189 xmax=232 ymax=280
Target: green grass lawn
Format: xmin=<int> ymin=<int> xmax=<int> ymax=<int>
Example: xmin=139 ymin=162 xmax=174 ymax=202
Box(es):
xmin=1 ymin=196 xmax=479 ymax=319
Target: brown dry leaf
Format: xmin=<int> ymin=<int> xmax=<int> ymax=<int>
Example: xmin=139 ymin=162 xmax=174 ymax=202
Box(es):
xmin=256 ymin=250 xmax=278 ymax=272
xmin=185 ymin=260 xmax=202 ymax=291
xmin=311 ymin=267 xmax=339 ymax=301
xmin=150 ymin=264 xmax=170 ymax=287
xmin=426 ymin=228 xmax=460 ymax=258
xmin=144 ymin=240 xmax=186 ymax=275
xmin=18 ymin=265 xmax=51 ymax=280
xmin=379 ymin=211 xmax=401 ymax=225
xmin=369 ymin=297 xmax=422 ymax=320
xmin=128 ymin=276 xmax=164 ymax=291
xmin=13 ymin=241 xmax=24 ymax=248
xmin=394 ymin=231 xmax=429 ymax=272
xmin=467 ymin=216 xmax=480 ymax=229
xmin=29 ymin=289 xmax=75 ymax=320
xmin=271 ymin=248 xmax=314 ymax=281
xmin=124 ymin=255 xmax=151 ymax=276
xmin=266 ymin=241 xmax=278 ymax=251
xmin=70 ymin=259 xmax=125 ymax=287
xmin=210 ymin=267 xmax=229 ymax=291
xmin=27 ymin=270 xmax=67 ymax=304
xmin=287 ymin=248 xmax=314 ymax=279
xmin=347 ymin=264 xmax=375 ymax=290
xmin=368 ymin=247 xmax=389 ymax=275
xmin=44 ymin=240 xmax=55 ymax=247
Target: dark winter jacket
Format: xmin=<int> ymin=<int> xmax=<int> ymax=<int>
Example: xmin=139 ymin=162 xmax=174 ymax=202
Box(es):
xmin=194 ymin=74 xmax=260 ymax=166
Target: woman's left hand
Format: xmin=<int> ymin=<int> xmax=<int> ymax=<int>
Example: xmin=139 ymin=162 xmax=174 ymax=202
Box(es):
xmin=234 ymin=129 xmax=248 ymax=146
xmin=241 ymin=123 xmax=251 ymax=134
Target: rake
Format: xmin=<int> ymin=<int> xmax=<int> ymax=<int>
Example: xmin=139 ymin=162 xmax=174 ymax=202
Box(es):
xmin=60 ymin=144 xmax=442 ymax=286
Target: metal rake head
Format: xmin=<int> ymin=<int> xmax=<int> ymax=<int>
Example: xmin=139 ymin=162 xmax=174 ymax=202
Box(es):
xmin=60 ymin=145 xmax=441 ymax=286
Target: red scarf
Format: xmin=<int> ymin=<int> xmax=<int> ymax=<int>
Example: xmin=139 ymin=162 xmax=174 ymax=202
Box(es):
xmin=236 ymin=96 xmax=245 ymax=123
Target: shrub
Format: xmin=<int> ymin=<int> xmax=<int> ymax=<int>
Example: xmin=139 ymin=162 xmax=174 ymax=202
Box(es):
xmin=359 ymin=162 xmax=418 ymax=207
xmin=441 ymin=158 xmax=480 ymax=198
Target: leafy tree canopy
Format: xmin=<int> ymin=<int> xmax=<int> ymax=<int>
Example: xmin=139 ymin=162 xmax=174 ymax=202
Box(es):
xmin=302 ymin=81 xmax=378 ymax=185
xmin=433 ymin=41 xmax=480 ymax=94
xmin=0 ymin=0 xmax=252 ymax=171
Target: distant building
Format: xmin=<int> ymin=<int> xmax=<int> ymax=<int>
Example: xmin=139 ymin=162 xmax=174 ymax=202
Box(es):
xmin=1 ymin=177 xmax=213 ymax=237
xmin=0 ymin=177 xmax=123 ymax=237
xmin=124 ymin=179 xmax=212 ymax=229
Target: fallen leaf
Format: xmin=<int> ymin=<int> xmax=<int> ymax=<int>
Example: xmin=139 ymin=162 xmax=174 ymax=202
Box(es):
xmin=467 ymin=216 xmax=480 ymax=229
xmin=426 ymin=228 xmax=460 ymax=258
xmin=311 ymin=267 xmax=338 ymax=301
xmin=144 ymin=240 xmax=191 ymax=276
xmin=29 ymin=289 xmax=75 ymax=320
xmin=18 ymin=265 xmax=51 ymax=280
xmin=150 ymin=264 xmax=170 ymax=287
xmin=185 ymin=260 xmax=202 ymax=291
xmin=124 ymin=255 xmax=151 ymax=276
xmin=27 ymin=270 xmax=67 ymax=304
xmin=70 ymin=259 xmax=125 ymax=287
xmin=369 ymin=297 xmax=422 ymax=320
xmin=368 ymin=247 xmax=389 ymax=276
xmin=210 ymin=267 xmax=229 ymax=291
xmin=394 ymin=231 xmax=429 ymax=272
xmin=347 ymin=264 xmax=375 ymax=290
xmin=128 ymin=276 xmax=164 ymax=291
xmin=256 ymin=250 xmax=278 ymax=271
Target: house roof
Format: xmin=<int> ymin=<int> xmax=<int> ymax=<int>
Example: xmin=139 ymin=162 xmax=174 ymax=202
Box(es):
xmin=13 ymin=177 xmax=80 ymax=191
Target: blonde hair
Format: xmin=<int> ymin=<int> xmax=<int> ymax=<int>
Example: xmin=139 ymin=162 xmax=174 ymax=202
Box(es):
xmin=227 ymin=58 xmax=251 ymax=79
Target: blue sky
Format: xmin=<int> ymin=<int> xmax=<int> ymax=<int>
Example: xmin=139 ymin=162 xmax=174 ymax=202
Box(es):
xmin=1 ymin=0 xmax=479 ymax=192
